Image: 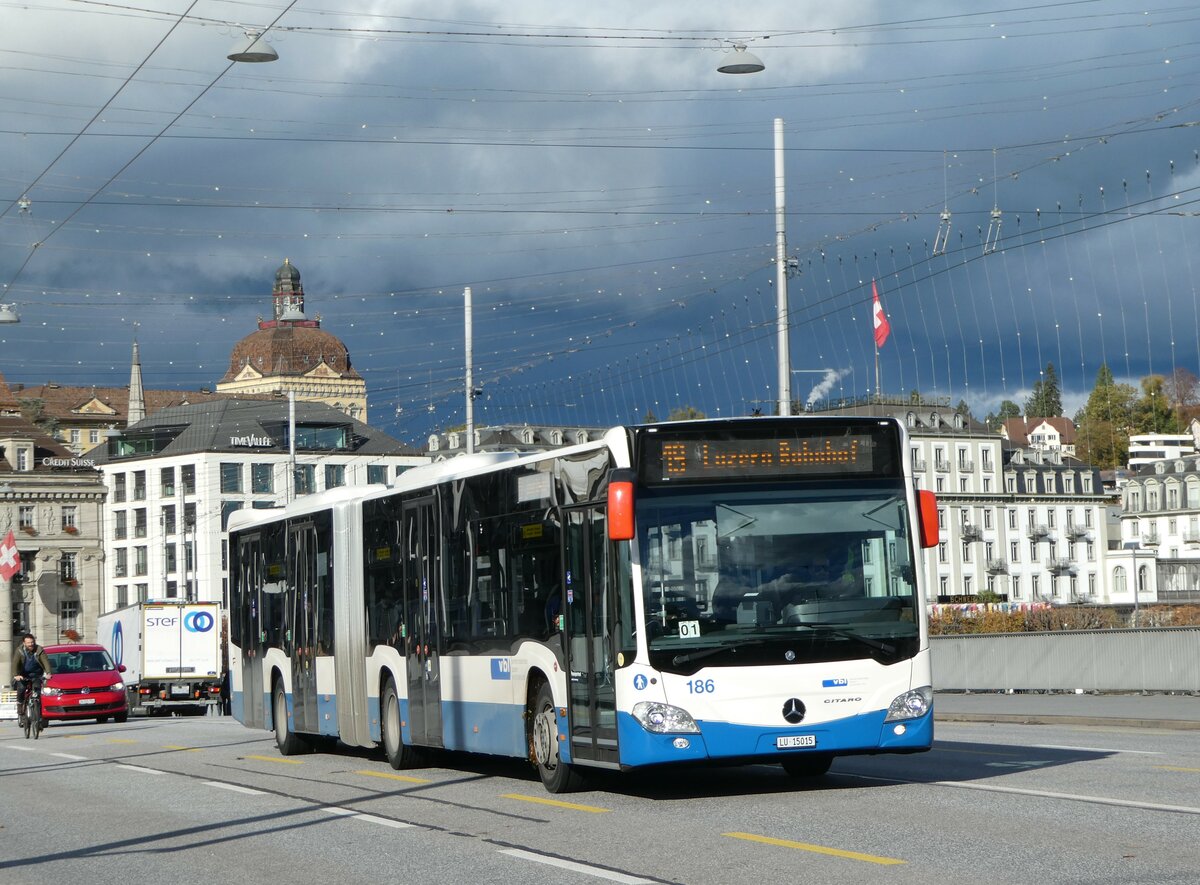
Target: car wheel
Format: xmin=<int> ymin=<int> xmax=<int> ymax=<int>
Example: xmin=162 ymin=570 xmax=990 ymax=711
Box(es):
xmin=272 ymin=679 xmax=312 ymax=756
xmin=114 ymin=712 xmax=128 ymax=724
xmin=97 ymin=716 xmax=109 ymax=724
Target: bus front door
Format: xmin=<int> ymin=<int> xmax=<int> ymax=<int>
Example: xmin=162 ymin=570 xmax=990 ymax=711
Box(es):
xmin=403 ymin=497 xmax=443 ymax=747
xmin=288 ymin=522 xmax=320 ymax=735
xmin=563 ymin=506 xmax=619 ymax=767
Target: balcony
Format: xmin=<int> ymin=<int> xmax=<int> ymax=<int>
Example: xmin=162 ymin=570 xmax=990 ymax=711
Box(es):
xmin=957 ymin=460 xmax=975 ymax=472
xmin=986 ymin=558 xmax=1009 ymax=574
xmin=1046 ymin=558 xmax=1075 ymax=574
xmin=911 ymin=459 xmax=927 ymax=472
xmin=934 ymin=461 xmax=951 ymax=473
xmin=960 ymin=524 xmax=983 ymax=542
xmin=1027 ymin=524 xmax=1050 ymax=540
xmin=1065 ymin=527 xmax=1091 ymax=542
xmin=1142 ymin=533 xmax=1160 ymax=547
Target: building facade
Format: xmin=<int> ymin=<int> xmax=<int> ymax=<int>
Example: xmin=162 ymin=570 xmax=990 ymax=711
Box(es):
xmin=1116 ymin=455 xmax=1200 ymax=604
xmin=90 ymin=399 xmax=425 ymax=614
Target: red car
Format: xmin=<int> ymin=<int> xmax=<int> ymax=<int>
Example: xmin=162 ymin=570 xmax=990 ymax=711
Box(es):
xmin=39 ymin=643 xmax=129 ymax=724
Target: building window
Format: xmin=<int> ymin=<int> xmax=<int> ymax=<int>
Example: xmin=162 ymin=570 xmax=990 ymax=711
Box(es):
xmin=963 ymin=576 xmax=972 ymax=595
xmin=1113 ymin=566 xmax=1126 ymax=595
xmin=113 ymin=511 xmax=127 ymax=540
xmin=114 ymin=548 xmax=128 ymax=578
xmin=70 ymin=429 xmax=80 ymax=445
xmin=165 ymin=543 xmax=177 ymax=574
xmin=324 ymin=464 xmax=346 ymax=489
xmin=1082 ymin=475 xmax=1092 ymax=493
xmin=1138 ymin=565 xmax=1149 ymax=593
xmin=60 ymin=552 xmax=77 ymax=581
xmin=161 ymin=467 xmax=176 ymax=497
xmin=220 ymin=463 xmax=243 ymax=493
xmin=134 ymin=508 xmax=147 ymax=539
xmin=1088 ymin=574 xmax=1096 ymax=597
xmin=162 ymin=505 xmax=176 ymax=535
xmin=61 ymin=506 xmax=78 ymax=533
xmin=938 ymin=542 xmax=947 ymax=563
xmin=962 ymin=542 xmax=971 ymax=563
xmin=89 ymin=430 xmax=100 ymax=445
xmin=295 ymin=465 xmax=315 ymax=496
xmin=1047 ymin=510 xmax=1056 ymax=529
xmin=16 ymin=448 xmax=29 ymax=471
xmin=1087 ymin=542 xmax=1095 ymax=561
xmin=985 ymin=541 xmax=994 ymax=560
xmin=1084 ymin=509 xmax=1093 ymax=528
xmin=935 ymin=477 xmax=945 ymax=492
xmin=60 ymin=600 xmax=79 ymax=632
xmin=937 ymin=508 xmax=947 ymax=530
xmin=1006 ymin=476 xmax=1016 ymax=493
xmin=133 ymin=470 xmax=146 ymax=501
xmin=18 ymin=505 xmax=34 ymax=530
xmin=939 ymin=576 xmax=949 ymax=596
xmin=221 ymin=501 xmax=243 ymax=530
xmin=251 ymin=463 xmax=274 ymax=494
xmin=1029 ymin=541 xmax=1037 ymax=560
xmin=136 ymin=583 xmax=148 ymax=603
xmin=114 ymin=474 xmax=126 ymax=503
xmin=983 ymin=478 xmax=991 ymax=492
xmin=181 ymin=464 xmax=196 ymax=495
xmin=1010 ymin=541 xmax=1020 ymax=562
xmin=185 ymin=541 xmax=195 ymax=572
xmin=1032 ymin=574 xmax=1040 ymax=597
xmin=19 ymin=551 xmax=34 ymax=581
xmin=183 ymin=503 xmax=196 ymax=531
xmin=1008 ymin=509 xmax=1018 ymax=530
xmin=134 ymin=546 xmax=148 ymax=577
xmin=116 ymin=585 xmax=128 ymax=608
xmin=166 ymin=580 xmax=178 ymax=599
xmin=367 ymin=465 xmax=387 ymax=485
xmin=983 ymin=509 xmax=993 ymax=529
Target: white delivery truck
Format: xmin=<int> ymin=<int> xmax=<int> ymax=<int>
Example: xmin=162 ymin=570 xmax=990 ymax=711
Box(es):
xmin=98 ymin=601 xmax=223 ymax=715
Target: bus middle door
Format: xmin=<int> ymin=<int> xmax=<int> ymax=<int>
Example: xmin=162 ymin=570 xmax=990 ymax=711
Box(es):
xmin=563 ymin=505 xmax=619 ymax=767
xmin=288 ymin=521 xmax=320 ymax=735
xmin=403 ymin=497 xmax=443 ymax=747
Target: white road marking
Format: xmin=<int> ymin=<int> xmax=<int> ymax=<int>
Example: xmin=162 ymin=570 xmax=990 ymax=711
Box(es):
xmin=116 ymin=764 xmax=166 ymax=775
xmin=321 ymin=806 xmax=358 ymax=816
xmin=3 ymin=744 xmax=39 ymax=752
xmin=1032 ymin=743 xmax=1164 ymax=755
xmin=51 ymin=753 xmax=87 ymax=761
xmin=204 ymin=781 xmax=264 ymax=796
xmin=353 ymin=813 xmax=413 ymax=829
xmin=499 ymin=848 xmax=655 ymax=884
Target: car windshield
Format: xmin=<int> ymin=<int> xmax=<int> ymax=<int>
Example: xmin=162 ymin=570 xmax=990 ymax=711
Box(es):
xmin=636 ymin=481 xmax=921 ymax=672
xmin=47 ymin=650 xmax=115 ymax=674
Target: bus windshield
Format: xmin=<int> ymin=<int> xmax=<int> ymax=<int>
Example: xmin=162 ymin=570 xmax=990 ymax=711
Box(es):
xmin=636 ymin=481 xmax=921 ymax=673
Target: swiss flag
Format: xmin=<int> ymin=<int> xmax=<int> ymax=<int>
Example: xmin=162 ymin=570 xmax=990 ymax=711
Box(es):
xmin=872 ymin=280 xmax=891 ymax=349
xmin=0 ymin=530 xmax=19 ymax=582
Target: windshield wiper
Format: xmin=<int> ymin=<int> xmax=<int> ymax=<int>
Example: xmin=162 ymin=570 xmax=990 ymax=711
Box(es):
xmin=794 ymin=621 xmax=896 ymax=655
xmin=671 ymin=638 xmax=766 ymax=666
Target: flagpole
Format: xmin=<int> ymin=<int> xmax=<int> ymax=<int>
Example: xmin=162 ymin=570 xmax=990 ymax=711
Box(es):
xmin=875 ymin=343 xmax=881 ymax=404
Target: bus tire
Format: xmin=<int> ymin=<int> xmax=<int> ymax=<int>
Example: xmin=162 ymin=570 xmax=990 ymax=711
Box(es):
xmin=780 ymin=753 xmax=833 ymax=778
xmin=381 ymin=679 xmax=421 ymax=769
xmin=272 ymin=679 xmax=312 ymax=756
xmin=530 ymin=680 xmax=584 ymax=793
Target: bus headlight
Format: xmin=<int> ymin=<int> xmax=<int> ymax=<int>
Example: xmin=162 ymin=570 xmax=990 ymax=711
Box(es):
xmin=884 ymin=686 xmax=933 ymax=722
xmin=632 ymin=701 xmax=700 ymax=734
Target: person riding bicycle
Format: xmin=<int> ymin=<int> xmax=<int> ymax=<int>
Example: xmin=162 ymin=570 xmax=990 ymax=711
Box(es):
xmin=11 ymin=633 xmax=50 ymax=727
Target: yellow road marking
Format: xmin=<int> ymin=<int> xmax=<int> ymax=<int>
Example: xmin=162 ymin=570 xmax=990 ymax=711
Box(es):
xmin=245 ymin=754 xmax=303 ymax=765
xmin=723 ymin=832 xmax=906 ymax=866
xmin=354 ymin=769 xmax=431 ymax=784
xmin=502 ymin=793 xmax=610 ymax=813
xmin=164 ymin=745 xmax=200 ymax=752
xmin=1155 ymin=765 xmax=1200 ymax=773
xmin=108 ymin=739 xmax=137 ymax=744
xmin=61 ymin=734 xmax=85 ymax=740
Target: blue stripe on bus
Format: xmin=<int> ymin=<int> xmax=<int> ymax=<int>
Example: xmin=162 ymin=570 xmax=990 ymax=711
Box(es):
xmin=441 ymin=700 xmax=528 ymax=757
xmin=616 ymin=708 xmax=933 ymax=767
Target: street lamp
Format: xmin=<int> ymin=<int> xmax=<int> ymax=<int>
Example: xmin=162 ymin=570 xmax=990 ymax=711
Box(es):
xmin=0 ymin=304 xmax=20 ymax=324
xmin=717 ymin=44 xmax=765 ymax=75
xmin=228 ymin=30 xmax=279 ymax=63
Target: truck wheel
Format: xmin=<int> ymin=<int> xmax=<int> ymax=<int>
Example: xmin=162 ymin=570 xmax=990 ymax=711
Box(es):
xmin=272 ymin=680 xmax=312 ymax=756
xmin=529 ymin=681 xmax=584 ymax=793
xmin=381 ymin=679 xmax=422 ymax=769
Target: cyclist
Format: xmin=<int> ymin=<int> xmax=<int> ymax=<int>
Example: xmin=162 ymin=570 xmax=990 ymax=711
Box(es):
xmin=11 ymin=633 xmax=50 ymax=728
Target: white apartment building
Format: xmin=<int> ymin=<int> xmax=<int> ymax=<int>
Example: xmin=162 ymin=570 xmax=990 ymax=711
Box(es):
xmin=90 ymin=399 xmax=426 ymax=614
xmin=1117 ymin=456 xmax=1200 ymax=604
xmin=1127 ymin=433 xmax=1196 ymax=471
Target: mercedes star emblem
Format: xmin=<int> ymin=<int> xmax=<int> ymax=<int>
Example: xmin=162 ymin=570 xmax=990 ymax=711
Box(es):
xmin=782 ymin=697 xmax=806 ymax=724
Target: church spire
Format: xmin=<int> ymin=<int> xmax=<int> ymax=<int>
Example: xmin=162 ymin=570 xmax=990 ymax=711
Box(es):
xmin=127 ymin=337 xmax=145 ymax=426
xmin=273 ymin=257 xmax=306 ymax=322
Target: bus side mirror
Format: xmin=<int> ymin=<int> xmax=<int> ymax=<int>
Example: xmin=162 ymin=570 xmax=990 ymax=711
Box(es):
xmin=608 ymin=469 xmax=635 ymax=541
xmin=917 ymin=489 xmax=939 ymax=548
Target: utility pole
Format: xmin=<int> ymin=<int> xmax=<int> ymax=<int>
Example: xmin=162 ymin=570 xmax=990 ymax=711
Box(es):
xmin=774 ymin=118 xmax=791 ymax=416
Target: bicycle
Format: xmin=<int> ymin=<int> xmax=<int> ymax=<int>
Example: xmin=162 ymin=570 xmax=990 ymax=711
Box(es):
xmin=17 ymin=678 xmax=43 ymax=740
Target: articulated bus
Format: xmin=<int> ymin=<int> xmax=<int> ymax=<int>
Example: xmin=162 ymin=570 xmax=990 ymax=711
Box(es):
xmin=227 ymin=417 xmax=939 ymax=792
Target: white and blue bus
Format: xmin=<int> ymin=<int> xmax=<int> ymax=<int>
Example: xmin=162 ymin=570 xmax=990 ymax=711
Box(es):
xmin=227 ymin=417 xmax=939 ymax=792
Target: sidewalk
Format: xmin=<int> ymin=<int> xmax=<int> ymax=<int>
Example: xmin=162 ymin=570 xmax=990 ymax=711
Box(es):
xmin=934 ymin=690 xmax=1200 ymax=730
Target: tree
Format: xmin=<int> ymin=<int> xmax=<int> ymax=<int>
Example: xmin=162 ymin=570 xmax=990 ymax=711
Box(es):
xmin=1164 ymin=367 xmax=1199 ymax=410
xmin=1023 ymin=362 xmax=1063 ymax=417
xmin=666 ymin=406 xmax=707 ymax=421
xmin=954 ymin=399 xmax=974 ymax=420
xmin=1074 ymin=363 xmax=1137 ymax=468
xmin=641 ymin=409 xmax=659 ymax=423
xmin=18 ymin=397 xmax=58 ymax=438
xmin=1132 ymin=375 xmax=1180 ymax=434
xmin=997 ymin=400 xmax=1022 ymax=421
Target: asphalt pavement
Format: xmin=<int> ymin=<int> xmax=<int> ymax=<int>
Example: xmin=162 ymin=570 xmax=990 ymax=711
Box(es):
xmin=934 ymin=690 xmax=1200 ymax=730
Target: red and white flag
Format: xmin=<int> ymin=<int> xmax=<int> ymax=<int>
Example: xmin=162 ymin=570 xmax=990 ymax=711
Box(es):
xmin=872 ymin=280 xmax=891 ymax=349
xmin=0 ymin=530 xmax=19 ymax=582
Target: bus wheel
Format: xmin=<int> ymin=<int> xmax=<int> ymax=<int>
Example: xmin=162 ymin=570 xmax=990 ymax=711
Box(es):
xmin=780 ymin=753 xmax=833 ymax=777
xmin=272 ymin=680 xmax=312 ymax=756
xmin=530 ymin=682 xmax=584 ymax=793
xmin=381 ymin=680 xmax=421 ymax=769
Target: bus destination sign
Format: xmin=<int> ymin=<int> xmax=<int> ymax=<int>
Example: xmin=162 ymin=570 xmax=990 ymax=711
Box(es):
xmin=644 ymin=432 xmax=878 ymax=483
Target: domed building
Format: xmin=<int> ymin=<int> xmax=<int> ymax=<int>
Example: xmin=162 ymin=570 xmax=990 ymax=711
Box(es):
xmin=216 ymin=259 xmax=367 ymax=420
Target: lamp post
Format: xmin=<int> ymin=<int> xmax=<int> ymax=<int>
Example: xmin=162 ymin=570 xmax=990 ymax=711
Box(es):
xmin=227 ymin=30 xmax=279 ymax=63
xmin=773 ymin=118 xmax=791 ymax=415
xmin=465 ymin=286 xmax=475 ymax=455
